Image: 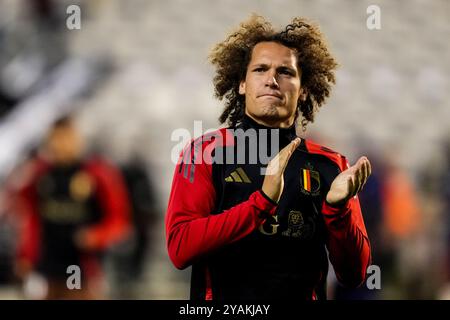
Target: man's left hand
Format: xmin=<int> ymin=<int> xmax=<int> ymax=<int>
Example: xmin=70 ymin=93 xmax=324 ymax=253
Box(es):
xmin=326 ymin=156 xmax=372 ymax=207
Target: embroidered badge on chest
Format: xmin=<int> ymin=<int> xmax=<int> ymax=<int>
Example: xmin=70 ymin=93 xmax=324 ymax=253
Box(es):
xmin=281 ymin=210 xmax=315 ymax=240
xmin=299 ymin=163 xmax=321 ymax=196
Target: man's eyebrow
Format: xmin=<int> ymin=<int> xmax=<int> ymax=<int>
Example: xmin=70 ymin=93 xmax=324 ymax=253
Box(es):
xmin=250 ymin=63 xmax=270 ymax=68
xmin=251 ymin=62 xmax=297 ymax=69
xmin=278 ymin=65 xmax=296 ymax=70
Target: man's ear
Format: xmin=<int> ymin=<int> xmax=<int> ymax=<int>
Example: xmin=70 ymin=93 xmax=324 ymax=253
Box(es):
xmin=299 ymin=87 xmax=308 ymax=102
xmin=239 ymin=80 xmax=246 ymax=95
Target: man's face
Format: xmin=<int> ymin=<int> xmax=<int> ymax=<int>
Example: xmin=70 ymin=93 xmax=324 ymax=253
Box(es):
xmin=46 ymin=123 xmax=83 ymax=165
xmin=239 ymin=41 xmax=306 ymax=128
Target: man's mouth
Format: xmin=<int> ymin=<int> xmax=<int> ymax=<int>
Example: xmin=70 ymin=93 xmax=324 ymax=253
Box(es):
xmin=259 ymin=93 xmax=282 ymax=99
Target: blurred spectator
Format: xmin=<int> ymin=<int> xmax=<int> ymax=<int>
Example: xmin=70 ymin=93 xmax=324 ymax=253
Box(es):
xmin=440 ymin=142 xmax=450 ymax=297
xmin=421 ymin=137 xmax=450 ymax=299
xmin=10 ymin=116 xmax=131 ymax=299
xmin=438 ymin=140 xmax=450 ymax=284
xmin=380 ymin=156 xmax=425 ymax=299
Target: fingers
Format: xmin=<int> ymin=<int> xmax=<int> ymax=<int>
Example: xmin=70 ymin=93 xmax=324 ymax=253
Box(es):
xmin=361 ymin=156 xmax=371 ymax=191
xmin=353 ymin=156 xmax=372 ymax=194
xmin=347 ymin=175 xmax=355 ymax=198
xmin=280 ymin=137 xmax=301 ymax=158
xmin=266 ymin=137 xmax=301 ymax=175
xmin=280 ymin=137 xmax=301 ymax=174
xmin=354 ymin=165 xmax=362 ymax=195
xmin=262 ymin=138 xmax=301 ymax=203
xmin=366 ymin=157 xmax=372 ymax=176
xmin=362 ymin=158 xmax=370 ymax=190
xmin=280 ymin=137 xmax=301 ymax=170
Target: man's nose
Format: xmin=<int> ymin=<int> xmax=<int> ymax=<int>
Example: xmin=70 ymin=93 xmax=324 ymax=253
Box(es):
xmin=265 ymin=71 xmax=279 ymax=88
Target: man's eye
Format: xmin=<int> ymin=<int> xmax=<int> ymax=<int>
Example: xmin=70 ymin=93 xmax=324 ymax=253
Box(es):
xmin=253 ymin=68 xmax=265 ymax=72
xmin=280 ymin=69 xmax=293 ymax=76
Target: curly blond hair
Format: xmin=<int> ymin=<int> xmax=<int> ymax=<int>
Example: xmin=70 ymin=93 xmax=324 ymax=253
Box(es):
xmin=209 ymin=14 xmax=338 ymax=129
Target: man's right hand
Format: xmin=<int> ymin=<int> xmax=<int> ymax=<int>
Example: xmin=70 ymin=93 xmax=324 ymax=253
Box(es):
xmin=262 ymin=137 xmax=301 ymax=203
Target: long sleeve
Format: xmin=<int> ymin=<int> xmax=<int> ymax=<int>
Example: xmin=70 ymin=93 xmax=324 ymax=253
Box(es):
xmin=322 ymin=191 xmax=372 ymax=288
xmin=13 ymin=159 xmax=51 ymax=268
xmin=165 ymin=138 xmax=277 ymax=270
xmin=15 ymin=184 xmax=41 ymax=268
xmin=83 ymin=158 xmax=132 ymax=250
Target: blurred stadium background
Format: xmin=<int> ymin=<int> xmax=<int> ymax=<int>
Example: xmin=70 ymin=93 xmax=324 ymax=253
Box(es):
xmin=0 ymin=0 xmax=449 ymax=299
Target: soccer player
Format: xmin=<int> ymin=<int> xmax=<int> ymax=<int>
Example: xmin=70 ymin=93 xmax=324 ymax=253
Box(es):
xmin=13 ymin=116 xmax=131 ymax=299
xmin=166 ymin=15 xmax=372 ymax=300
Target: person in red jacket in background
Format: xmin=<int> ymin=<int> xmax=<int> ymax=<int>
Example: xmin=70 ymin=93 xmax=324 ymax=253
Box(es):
xmin=13 ymin=116 xmax=131 ymax=299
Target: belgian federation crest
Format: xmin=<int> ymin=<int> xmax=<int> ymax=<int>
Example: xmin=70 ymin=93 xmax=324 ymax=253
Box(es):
xmin=300 ymin=166 xmax=321 ymax=196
